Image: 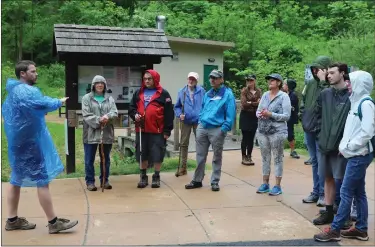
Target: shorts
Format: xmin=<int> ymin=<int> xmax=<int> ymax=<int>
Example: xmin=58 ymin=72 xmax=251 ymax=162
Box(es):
xmin=318 ymin=152 xmax=347 ymax=179
xmin=287 ymin=122 xmax=295 ymax=142
xmin=135 ymin=132 xmax=167 ymax=164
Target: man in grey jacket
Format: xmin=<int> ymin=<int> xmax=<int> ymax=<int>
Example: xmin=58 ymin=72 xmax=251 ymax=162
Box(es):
xmin=82 ymin=75 xmax=118 ymax=191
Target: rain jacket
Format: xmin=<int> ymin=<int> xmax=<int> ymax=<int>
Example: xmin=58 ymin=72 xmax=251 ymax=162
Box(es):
xmin=300 ymin=56 xmax=332 ymax=133
xmin=174 ymin=85 xmax=205 ymax=125
xmin=339 ymin=71 xmax=375 ymax=158
xmin=2 ymin=79 xmax=64 ymax=187
xmin=316 ymin=86 xmax=351 ymax=155
xmin=199 ymin=85 xmax=236 ymax=133
xmin=81 ymin=76 xmax=118 ymax=144
xmin=129 ymin=69 xmax=174 ymax=136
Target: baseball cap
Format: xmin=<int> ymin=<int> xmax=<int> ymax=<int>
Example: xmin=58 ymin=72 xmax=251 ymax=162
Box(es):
xmin=209 ymin=70 xmax=223 ymax=78
xmin=265 ymin=73 xmax=283 ymax=82
xmin=188 ymin=72 xmax=199 ymax=81
xmin=245 ymin=74 xmax=256 ymax=80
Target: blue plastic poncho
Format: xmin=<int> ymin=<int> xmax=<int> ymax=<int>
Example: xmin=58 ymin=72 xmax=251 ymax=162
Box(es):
xmin=2 ymin=79 xmax=64 ymax=187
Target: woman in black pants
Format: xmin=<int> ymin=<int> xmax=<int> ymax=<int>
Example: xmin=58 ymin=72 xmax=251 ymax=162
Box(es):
xmin=239 ymin=75 xmax=262 ymax=165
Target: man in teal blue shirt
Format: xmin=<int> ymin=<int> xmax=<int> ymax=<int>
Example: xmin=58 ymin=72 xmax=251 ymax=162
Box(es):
xmin=185 ymin=70 xmax=236 ymax=191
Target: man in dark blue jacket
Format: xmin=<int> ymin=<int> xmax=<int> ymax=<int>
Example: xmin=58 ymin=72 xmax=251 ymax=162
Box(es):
xmin=174 ymin=72 xmax=206 ymax=176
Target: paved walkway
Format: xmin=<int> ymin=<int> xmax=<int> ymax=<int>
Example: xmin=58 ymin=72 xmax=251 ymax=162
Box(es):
xmin=2 ymin=149 xmax=374 ymax=246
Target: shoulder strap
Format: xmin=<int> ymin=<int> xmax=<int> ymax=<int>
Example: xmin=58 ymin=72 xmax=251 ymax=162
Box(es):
xmin=357 ymin=97 xmax=375 ymax=121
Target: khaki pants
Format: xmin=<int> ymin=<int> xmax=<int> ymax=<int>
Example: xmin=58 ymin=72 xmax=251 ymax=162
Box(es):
xmin=180 ymin=123 xmax=197 ymax=166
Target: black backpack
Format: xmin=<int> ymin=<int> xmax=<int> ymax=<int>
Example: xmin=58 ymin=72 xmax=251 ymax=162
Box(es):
xmin=357 ymin=97 xmax=375 ymax=156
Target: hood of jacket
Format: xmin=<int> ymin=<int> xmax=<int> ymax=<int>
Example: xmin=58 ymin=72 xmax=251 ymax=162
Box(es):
xmin=141 ymin=69 xmax=162 ymax=92
xmin=91 ymin=75 xmax=108 ymax=92
xmin=311 ymin=55 xmax=332 ymax=69
xmin=6 ymin=78 xmax=23 ymax=93
xmin=349 ymin=70 xmax=374 ymax=106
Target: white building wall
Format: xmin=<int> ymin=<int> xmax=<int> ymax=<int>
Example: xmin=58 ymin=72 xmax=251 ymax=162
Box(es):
xmin=154 ymin=42 xmax=225 ymax=103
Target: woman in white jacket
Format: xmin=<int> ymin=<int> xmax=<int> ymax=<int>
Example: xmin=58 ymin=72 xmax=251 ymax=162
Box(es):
xmin=314 ymin=70 xmax=374 ymax=242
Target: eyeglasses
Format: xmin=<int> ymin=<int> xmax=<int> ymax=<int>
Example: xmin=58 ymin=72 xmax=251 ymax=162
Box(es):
xmin=143 ymin=77 xmax=153 ymax=81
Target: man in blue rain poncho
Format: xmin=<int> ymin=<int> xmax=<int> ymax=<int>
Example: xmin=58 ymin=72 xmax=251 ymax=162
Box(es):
xmin=2 ymin=60 xmax=78 ymax=234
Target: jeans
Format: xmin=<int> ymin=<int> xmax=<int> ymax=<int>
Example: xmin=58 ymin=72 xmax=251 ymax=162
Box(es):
xmin=331 ymin=153 xmax=373 ymax=232
xmin=335 ymin=179 xmax=342 ymax=206
xmin=305 ymin=132 xmax=324 ymax=197
xmin=84 ymin=143 xmax=112 ymax=185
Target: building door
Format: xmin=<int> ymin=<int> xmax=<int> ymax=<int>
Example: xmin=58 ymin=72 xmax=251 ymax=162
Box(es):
xmin=203 ymin=64 xmax=218 ymax=91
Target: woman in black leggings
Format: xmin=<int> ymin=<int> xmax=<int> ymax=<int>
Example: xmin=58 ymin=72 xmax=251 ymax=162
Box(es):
xmin=239 ymin=75 xmax=262 ymax=165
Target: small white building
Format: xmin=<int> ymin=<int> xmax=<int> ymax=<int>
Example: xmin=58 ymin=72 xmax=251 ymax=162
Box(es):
xmin=154 ymin=36 xmax=235 ymax=103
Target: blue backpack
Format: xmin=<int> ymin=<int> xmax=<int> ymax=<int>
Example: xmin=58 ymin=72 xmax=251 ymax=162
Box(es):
xmin=357 ymin=97 xmax=375 ymax=156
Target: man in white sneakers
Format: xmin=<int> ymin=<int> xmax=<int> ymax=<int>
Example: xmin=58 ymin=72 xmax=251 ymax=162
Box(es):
xmin=314 ymin=70 xmax=374 ymax=242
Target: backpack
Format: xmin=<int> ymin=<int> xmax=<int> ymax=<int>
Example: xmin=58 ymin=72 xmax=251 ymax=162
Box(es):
xmin=357 ymin=97 xmax=375 ymax=156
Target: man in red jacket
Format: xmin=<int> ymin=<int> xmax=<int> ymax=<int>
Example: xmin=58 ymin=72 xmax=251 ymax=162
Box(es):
xmin=129 ymin=69 xmax=174 ymax=188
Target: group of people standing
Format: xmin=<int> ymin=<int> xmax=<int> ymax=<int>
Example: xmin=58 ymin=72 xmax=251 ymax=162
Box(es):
xmin=2 ymin=58 xmax=374 ymax=244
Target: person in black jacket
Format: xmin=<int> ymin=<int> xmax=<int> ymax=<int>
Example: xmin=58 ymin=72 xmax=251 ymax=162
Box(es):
xmin=282 ymin=79 xmax=300 ymax=159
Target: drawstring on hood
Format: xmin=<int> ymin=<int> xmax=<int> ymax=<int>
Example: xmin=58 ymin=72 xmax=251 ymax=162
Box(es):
xmin=349 ymin=71 xmax=374 ymax=105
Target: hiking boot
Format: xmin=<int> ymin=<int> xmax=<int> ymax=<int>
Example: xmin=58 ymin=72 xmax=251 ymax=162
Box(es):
xmin=185 ymin=181 xmax=203 ymax=189
xmin=304 ymin=158 xmax=312 ymax=165
xmin=87 ymin=184 xmax=97 ymax=191
xmin=313 ymin=211 xmax=334 ymax=225
xmin=137 ymin=174 xmax=148 ymax=188
xmin=319 ymin=204 xmax=338 ymax=214
xmin=211 ymin=183 xmax=220 ymax=192
xmin=269 ymin=185 xmax=282 ymax=196
xmin=247 ymin=155 xmax=255 ymax=165
xmin=5 ymin=217 xmax=36 ymax=231
xmin=317 ymin=196 xmax=326 ymax=207
xmin=256 ymin=183 xmax=270 ymax=194
xmin=175 ymin=165 xmax=187 ymax=177
xmin=302 ymin=193 xmax=319 ymax=203
xmin=341 ymin=227 xmax=369 ymax=241
xmin=151 ymin=174 xmax=161 ymax=188
xmin=314 ymin=227 xmax=341 ymax=242
xmin=241 ymin=155 xmax=250 ymax=165
xmin=48 ymin=218 xmax=78 ymax=234
xmin=100 ymin=182 xmax=112 ymax=190
xmin=290 ymin=151 xmax=300 ymax=159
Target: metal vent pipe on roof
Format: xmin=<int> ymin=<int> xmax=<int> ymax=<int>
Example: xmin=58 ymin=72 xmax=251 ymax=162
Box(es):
xmin=156 ymin=15 xmax=166 ymax=30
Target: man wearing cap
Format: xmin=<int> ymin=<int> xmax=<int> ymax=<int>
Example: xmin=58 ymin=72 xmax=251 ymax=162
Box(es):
xmin=174 ymin=72 xmax=206 ymax=176
xmin=185 ymin=69 xmax=236 ymax=191
xmin=282 ymin=79 xmax=300 ymax=159
xmin=300 ymin=55 xmax=332 ymax=206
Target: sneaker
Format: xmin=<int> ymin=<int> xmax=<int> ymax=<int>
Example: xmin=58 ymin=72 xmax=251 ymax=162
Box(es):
xmin=269 ymin=185 xmax=282 ymax=196
xmin=100 ymin=182 xmax=112 ymax=190
xmin=313 ymin=211 xmax=334 ymax=225
xmin=256 ymin=183 xmax=270 ymax=194
xmin=137 ymin=174 xmax=149 ymax=188
xmin=151 ymin=174 xmax=160 ymax=188
xmin=87 ymin=184 xmax=97 ymax=191
xmin=304 ymin=158 xmax=312 ymax=165
xmin=290 ymin=151 xmax=300 ymax=159
xmin=302 ymin=193 xmax=319 ymax=203
xmin=341 ymin=227 xmax=369 ymax=241
xmin=185 ymin=181 xmax=203 ymax=189
xmin=316 ymin=196 xmax=326 ymax=207
xmin=5 ymin=217 xmax=36 ymax=231
xmin=48 ymin=218 xmax=78 ymax=234
xmin=314 ymin=227 xmax=341 ymax=242
xmin=211 ymin=183 xmax=220 ymax=192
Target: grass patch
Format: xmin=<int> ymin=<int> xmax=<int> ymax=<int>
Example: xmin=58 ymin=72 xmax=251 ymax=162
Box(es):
xmin=1 ymin=122 xmax=197 ymax=181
